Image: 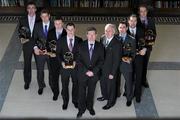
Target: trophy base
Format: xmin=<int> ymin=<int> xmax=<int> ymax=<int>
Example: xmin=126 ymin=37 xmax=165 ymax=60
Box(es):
xmin=122 ymin=57 xmax=132 ymax=61
xmin=46 ymin=52 xmax=56 ymax=57
xmin=20 ymin=38 xmax=29 ymax=44
xmin=62 ymin=62 xmax=76 ymax=69
xmin=146 ymin=42 xmax=155 ymax=46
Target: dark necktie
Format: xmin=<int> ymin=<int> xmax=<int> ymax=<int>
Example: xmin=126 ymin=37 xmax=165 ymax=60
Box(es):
xmin=105 ymin=39 xmax=109 ymax=48
xmin=44 ymin=25 xmax=48 ymax=38
xmin=69 ymin=38 xmax=73 ymax=52
xmin=131 ymin=29 xmax=135 ymax=37
xmin=89 ymin=44 xmax=94 ymax=60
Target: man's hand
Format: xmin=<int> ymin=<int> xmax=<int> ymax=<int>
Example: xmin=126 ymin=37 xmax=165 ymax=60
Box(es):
xmin=122 ymin=57 xmax=131 ymax=64
xmin=139 ymin=48 xmax=147 ymax=56
xmin=34 ymin=48 xmax=41 ymax=55
xmin=109 ymin=74 xmax=114 ymax=79
xmin=86 ymin=71 xmax=94 ymax=77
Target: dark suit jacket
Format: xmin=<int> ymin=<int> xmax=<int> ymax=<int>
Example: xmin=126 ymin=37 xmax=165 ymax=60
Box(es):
xmin=77 ymin=40 xmax=104 ymax=78
xmin=137 ymin=17 xmax=156 ymax=35
xmin=100 ymin=35 xmax=122 ymax=77
xmin=47 ymin=28 xmax=67 ymax=52
xmin=137 ymin=17 xmax=157 ymax=50
xmin=127 ymin=27 xmax=145 ymax=51
xmin=56 ymin=35 xmax=83 ymax=65
xmin=33 ymin=21 xmax=54 ymax=48
xmin=120 ymin=34 xmax=136 ymax=72
xmin=18 ymin=15 xmax=41 ymax=44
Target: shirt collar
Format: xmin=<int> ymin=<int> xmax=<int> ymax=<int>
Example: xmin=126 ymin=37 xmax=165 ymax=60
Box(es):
xmin=43 ymin=21 xmax=50 ymax=28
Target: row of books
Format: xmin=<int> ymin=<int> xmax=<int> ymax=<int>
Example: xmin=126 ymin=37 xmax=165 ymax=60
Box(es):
xmin=0 ymin=0 xmax=24 ymax=7
xmin=155 ymin=1 xmax=180 ymax=8
xmin=0 ymin=0 xmax=44 ymax=7
xmin=50 ymin=0 xmax=130 ymax=8
xmin=0 ymin=0 xmax=130 ymax=8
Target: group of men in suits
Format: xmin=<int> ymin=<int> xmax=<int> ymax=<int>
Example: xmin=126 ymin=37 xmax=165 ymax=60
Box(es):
xmin=18 ymin=1 xmax=156 ymax=118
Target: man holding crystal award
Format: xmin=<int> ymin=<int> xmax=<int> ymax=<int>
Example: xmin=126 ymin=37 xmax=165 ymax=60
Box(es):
xmin=56 ymin=22 xmax=82 ymax=110
xmin=127 ymin=14 xmax=146 ymax=103
xmin=118 ymin=21 xmax=136 ymax=107
xmin=18 ymin=2 xmax=41 ymax=90
xmin=33 ymin=9 xmax=54 ymax=95
xmin=137 ymin=4 xmax=157 ymax=88
xmin=46 ymin=16 xmax=67 ymax=101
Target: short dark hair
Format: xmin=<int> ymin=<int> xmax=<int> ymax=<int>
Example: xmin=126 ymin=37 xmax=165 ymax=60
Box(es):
xmin=40 ymin=9 xmax=50 ymax=15
xmin=128 ymin=14 xmax=137 ymax=20
xmin=26 ymin=1 xmax=36 ymax=8
xmin=138 ymin=4 xmax=148 ymax=12
xmin=86 ymin=27 xmax=97 ymax=34
xmin=54 ymin=16 xmax=63 ymax=21
xmin=118 ymin=21 xmax=128 ymax=27
xmin=66 ymin=22 xmax=75 ymax=28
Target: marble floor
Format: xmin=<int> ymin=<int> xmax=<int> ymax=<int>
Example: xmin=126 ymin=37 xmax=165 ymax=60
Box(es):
xmin=0 ymin=23 xmax=180 ymax=119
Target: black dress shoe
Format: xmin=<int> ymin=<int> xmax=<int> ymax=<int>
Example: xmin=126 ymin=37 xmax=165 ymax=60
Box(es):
xmin=62 ymin=104 xmax=68 ymax=110
xmin=53 ymin=95 xmax=58 ymax=101
xmin=126 ymin=101 xmax=132 ymax=107
xmin=88 ymin=109 xmax=95 ymax=116
xmin=24 ymin=83 xmax=29 ymax=90
xmin=97 ymin=97 xmax=105 ymax=101
xmin=136 ymin=97 xmax=141 ymax=103
xmin=102 ymin=105 xmax=112 ymax=110
xmin=142 ymin=81 xmax=149 ymax=88
xmin=38 ymin=88 xmax=43 ymax=95
xmin=77 ymin=111 xmax=83 ymax=118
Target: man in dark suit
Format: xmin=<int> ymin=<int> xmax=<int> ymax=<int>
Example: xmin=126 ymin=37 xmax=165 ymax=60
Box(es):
xmin=47 ymin=16 xmax=67 ymax=101
xmin=18 ymin=2 xmax=41 ymax=90
xmin=127 ymin=14 xmax=146 ymax=103
xmin=33 ymin=9 xmax=54 ymax=95
xmin=137 ymin=4 xmax=157 ymax=88
xmin=118 ymin=21 xmax=136 ymax=107
xmin=56 ymin=23 xmax=82 ymax=110
xmin=97 ymin=24 xmax=122 ymax=110
xmin=76 ymin=27 xmax=104 ymax=118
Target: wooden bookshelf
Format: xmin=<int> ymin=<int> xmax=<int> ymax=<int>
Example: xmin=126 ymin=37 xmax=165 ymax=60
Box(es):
xmin=0 ymin=0 xmax=180 ymax=16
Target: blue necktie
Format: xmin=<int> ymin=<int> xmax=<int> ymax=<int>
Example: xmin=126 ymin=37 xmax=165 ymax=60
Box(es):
xmin=44 ymin=25 xmax=48 ymax=37
xmin=89 ymin=44 xmax=94 ymax=60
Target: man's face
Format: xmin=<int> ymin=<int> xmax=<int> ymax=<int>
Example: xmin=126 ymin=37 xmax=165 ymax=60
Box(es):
xmin=66 ymin=25 xmax=75 ymax=38
xmin=41 ymin=13 xmax=50 ymax=23
xmin=118 ymin=24 xmax=127 ymax=34
xmin=87 ymin=31 xmax=97 ymax=42
xmin=105 ymin=27 xmax=114 ymax=39
xmin=139 ymin=7 xmax=148 ymax=17
xmin=27 ymin=4 xmax=36 ymax=16
xmin=128 ymin=17 xmax=137 ymax=28
xmin=54 ymin=20 xmax=63 ymax=29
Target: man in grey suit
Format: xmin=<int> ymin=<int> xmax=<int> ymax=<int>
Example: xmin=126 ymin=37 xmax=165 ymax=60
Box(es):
xmin=118 ymin=21 xmax=136 ymax=107
xmin=97 ymin=24 xmax=122 ymax=110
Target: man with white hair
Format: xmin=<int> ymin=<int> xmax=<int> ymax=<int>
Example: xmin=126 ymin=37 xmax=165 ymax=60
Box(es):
xmin=97 ymin=24 xmax=122 ymax=110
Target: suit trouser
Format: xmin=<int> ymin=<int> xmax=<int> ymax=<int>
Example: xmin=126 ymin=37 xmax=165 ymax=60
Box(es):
xmin=116 ymin=67 xmax=121 ymax=97
xmin=142 ymin=48 xmax=152 ymax=83
xmin=133 ymin=55 xmax=143 ymax=98
xmin=78 ymin=76 xmax=98 ymax=113
xmin=100 ymin=74 xmax=116 ymax=106
xmin=61 ymin=68 xmax=78 ymax=105
xmin=35 ymin=55 xmax=52 ymax=89
xmin=22 ymin=41 xmax=35 ymax=85
xmin=49 ymin=57 xmax=60 ymax=96
xmin=121 ymin=71 xmax=133 ymax=101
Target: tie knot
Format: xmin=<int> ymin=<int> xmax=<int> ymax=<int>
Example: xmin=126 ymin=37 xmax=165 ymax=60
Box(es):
xmin=90 ymin=44 xmax=93 ymax=46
